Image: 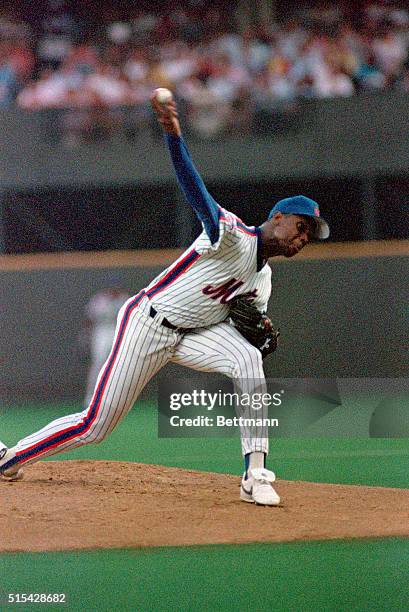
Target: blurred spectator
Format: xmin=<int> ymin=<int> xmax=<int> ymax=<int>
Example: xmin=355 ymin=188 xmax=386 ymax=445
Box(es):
xmin=206 ymin=53 xmax=250 ymax=102
xmin=85 ymin=62 xmax=130 ymax=106
xmin=123 ymin=46 xmax=149 ymax=83
xmin=66 ymin=44 xmax=99 ymax=76
xmin=354 ymin=51 xmax=386 ymax=91
xmin=154 ymin=41 xmax=198 ymax=87
xmin=316 ymin=64 xmax=355 ymax=97
xmin=372 ymin=26 xmax=407 ymax=81
xmin=0 ymin=45 xmax=17 ymax=107
xmin=0 ymin=10 xmax=31 ymax=41
xmin=36 ymin=0 xmax=80 ymax=70
xmin=8 ymin=40 xmax=35 ymax=83
xmin=106 ymin=21 xmax=132 ymax=45
xmin=179 ymin=76 xmax=234 ymax=139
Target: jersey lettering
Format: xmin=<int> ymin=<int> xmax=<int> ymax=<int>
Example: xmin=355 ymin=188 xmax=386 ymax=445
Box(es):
xmin=202 ymin=279 xmax=258 ymax=304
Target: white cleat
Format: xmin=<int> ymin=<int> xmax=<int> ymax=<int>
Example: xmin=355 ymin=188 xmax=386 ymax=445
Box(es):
xmin=240 ymin=468 xmax=280 ymax=506
xmin=0 ymin=446 xmax=24 ymax=481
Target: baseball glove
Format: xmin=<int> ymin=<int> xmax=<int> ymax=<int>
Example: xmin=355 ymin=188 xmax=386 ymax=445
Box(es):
xmin=229 ymin=297 xmax=280 ymax=359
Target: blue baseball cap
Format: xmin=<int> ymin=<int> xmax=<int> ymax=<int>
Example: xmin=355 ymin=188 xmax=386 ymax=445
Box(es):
xmin=268 ymin=195 xmax=330 ymax=240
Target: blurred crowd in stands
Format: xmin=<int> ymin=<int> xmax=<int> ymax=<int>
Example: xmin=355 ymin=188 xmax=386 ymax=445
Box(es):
xmin=1 ymin=0 xmax=409 ymax=140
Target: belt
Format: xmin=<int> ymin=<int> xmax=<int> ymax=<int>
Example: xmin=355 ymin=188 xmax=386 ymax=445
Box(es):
xmin=149 ymin=306 xmax=179 ymax=331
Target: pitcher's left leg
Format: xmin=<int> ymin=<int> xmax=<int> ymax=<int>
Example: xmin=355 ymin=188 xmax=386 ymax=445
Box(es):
xmin=171 ymin=322 xmax=280 ymax=505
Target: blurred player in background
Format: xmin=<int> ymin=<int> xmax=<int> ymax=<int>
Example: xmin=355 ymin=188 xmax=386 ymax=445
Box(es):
xmin=81 ymin=283 xmax=131 ymax=407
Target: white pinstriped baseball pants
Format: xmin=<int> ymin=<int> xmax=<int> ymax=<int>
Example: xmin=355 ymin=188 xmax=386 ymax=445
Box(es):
xmin=10 ymin=295 xmax=268 ymax=469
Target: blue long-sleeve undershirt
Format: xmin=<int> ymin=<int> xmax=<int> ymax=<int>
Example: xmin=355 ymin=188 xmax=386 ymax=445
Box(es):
xmin=165 ymin=134 xmax=220 ymax=244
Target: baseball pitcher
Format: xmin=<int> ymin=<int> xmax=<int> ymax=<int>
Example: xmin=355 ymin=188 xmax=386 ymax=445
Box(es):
xmin=0 ymin=89 xmax=329 ymax=505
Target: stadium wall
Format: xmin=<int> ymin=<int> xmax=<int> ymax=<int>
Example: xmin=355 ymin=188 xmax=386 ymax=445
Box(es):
xmin=1 ymin=244 xmax=407 ymax=403
xmin=0 ymin=93 xmax=409 ymax=190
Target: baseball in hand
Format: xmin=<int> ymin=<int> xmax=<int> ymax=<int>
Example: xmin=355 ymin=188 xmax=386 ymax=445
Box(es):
xmin=154 ymin=88 xmax=173 ymax=104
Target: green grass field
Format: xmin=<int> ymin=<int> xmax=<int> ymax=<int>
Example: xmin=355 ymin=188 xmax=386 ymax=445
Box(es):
xmin=1 ymin=401 xmax=408 ymax=611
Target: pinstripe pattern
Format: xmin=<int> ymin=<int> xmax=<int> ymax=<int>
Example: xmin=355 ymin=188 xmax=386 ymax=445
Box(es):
xmin=2 ymin=205 xmax=272 ymax=473
xmin=147 ymin=207 xmax=271 ymax=327
xmin=172 ymin=324 xmax=268 ymax=455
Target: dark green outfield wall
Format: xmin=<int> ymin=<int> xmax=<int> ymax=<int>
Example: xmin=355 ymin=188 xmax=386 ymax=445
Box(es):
xmin=0 ymin=254 xmax=407 ymax=402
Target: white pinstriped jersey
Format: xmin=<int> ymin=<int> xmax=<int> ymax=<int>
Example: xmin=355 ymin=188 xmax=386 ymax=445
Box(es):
xmin=145 ymin=207 xmax=272 ymax=328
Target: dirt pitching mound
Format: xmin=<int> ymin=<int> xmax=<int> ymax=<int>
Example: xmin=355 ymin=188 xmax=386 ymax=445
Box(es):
xmin=1 ymin=461 xmax=408 ymax=552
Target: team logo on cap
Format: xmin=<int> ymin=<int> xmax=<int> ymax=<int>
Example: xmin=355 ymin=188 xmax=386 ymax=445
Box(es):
xmin=314 ymin=207 xmax=320 ymax=216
